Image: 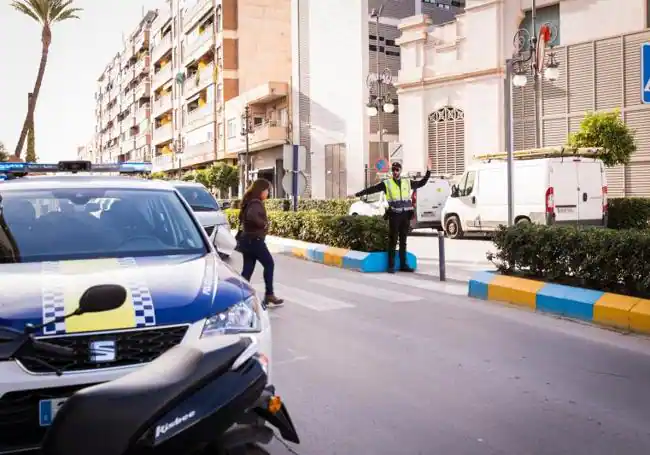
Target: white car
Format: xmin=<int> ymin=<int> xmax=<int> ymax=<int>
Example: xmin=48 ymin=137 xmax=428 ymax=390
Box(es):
xmin=0 ymin=161 xmax=272 ymax=454
xmin=171 ymin=181 xmax=237 ymax=259
xmin=349 ymin=175 xmax=452 ymax=230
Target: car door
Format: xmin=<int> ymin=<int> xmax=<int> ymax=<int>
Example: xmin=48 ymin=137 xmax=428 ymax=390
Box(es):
xmin=576 ymin=160 xmax=605 ymax=224
xmin=455 ymin=170 xmax=479 ymax=230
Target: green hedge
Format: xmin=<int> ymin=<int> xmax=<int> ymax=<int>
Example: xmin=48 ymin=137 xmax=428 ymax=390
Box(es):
xmin=226 ymin=209 xmax=387 ymax=252
xmin=491 ymin=224 xmax=650 ymax=297
xmin=608 ymin=198 xmax=650 ymax=230
xmin=220 ymin=198 xmax=354 ymax=216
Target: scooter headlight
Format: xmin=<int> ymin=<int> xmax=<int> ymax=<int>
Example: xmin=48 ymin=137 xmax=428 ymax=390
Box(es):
xmin=201 ymin=295 xmax=261 ymax=337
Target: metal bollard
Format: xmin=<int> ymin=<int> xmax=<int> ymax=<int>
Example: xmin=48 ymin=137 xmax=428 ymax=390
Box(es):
xmin=437 ymin=230 xmax=446 ymax=281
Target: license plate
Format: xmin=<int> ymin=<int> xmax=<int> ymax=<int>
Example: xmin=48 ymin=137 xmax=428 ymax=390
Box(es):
xmin=39 ymin=398 xmax=67 ymax=426
xmin=557 ymin=207 xmax=575 ymax=213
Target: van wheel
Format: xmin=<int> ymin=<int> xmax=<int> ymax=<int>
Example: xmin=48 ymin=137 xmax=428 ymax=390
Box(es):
xmin=351 ymin=213 xmax=358 ymax=216
xmin=515 ymin=217 xmax=531 ymax=226
xmin=445 ymin=216 xmax=463 ymax=239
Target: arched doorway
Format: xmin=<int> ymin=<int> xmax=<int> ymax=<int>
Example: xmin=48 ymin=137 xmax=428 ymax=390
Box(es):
xmin=427 ymin=106 xmax=465 ymax=176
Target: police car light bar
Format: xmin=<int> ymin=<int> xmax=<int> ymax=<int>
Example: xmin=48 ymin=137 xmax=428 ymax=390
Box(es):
xmin=0 ymin=161 xmax=152 ymax=174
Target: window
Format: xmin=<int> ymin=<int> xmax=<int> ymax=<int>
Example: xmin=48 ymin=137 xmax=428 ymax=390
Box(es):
xmin=0 ymin=188 xmax=207 ymax=263
xmin=518 ymin=4 xmax=560 ymax=46
xmin=227 ymin=118 xmax=236 ymax=138
xmin=427 ymin=106 xmax=465 ymax=176
xmin=279 ymin=108 xmax=288 ymax=126
xmin=175 ymin=185 xmax=220 ymax=211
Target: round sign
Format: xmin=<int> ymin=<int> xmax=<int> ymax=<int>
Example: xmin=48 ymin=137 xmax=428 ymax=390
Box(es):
xmin=376 ymin=159 xmax=388 ymax=171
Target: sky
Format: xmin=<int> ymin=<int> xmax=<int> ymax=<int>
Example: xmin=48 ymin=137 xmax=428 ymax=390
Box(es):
xmin=0 ymin=0 xmax=162 ymax=162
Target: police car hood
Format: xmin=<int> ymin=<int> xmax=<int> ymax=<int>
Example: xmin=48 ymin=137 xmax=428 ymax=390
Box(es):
xmin=0 ymin=254 xmax=254 ymax=335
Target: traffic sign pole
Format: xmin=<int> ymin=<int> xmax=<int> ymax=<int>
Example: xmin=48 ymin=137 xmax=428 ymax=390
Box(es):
xmin=642 ymin=43 xmax=650 ymax=104
xmin=292 ymin=145 xmax=298 ymax=211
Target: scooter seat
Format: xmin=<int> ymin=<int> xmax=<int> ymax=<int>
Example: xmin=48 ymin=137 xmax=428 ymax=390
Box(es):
xmin=41 ymin=338 xmax=251 ymax=455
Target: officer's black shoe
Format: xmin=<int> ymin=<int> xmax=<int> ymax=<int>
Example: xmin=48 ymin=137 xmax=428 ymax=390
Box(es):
xmin=399 ymin=266 xmax=415 ymax=273
xmin=387 ymin=268 xmax=395 ymax=274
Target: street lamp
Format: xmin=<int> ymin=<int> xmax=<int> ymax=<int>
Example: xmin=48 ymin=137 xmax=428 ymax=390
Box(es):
xmin=504 ymin=4 xmax=559 ymax=226
xmin=240 ymin=104 xmax=252 ymax=189
xmin=367 ymin=5 xmax=395 ymax=164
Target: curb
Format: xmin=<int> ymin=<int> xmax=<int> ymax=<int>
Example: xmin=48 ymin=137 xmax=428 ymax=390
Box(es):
xmin=468 ymin=272 xmax=650 ymax=334
xmin=265 ymin=236 xmax=417 ymax=273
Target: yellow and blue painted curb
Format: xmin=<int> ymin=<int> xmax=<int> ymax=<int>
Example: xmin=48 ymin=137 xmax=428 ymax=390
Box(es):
xmin=468 ymin=272 xmax=650 ymax=335
xmin=265 ymin=236 xmax=417 ymax=273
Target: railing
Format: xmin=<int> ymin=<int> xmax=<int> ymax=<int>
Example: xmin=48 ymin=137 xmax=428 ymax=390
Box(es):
xmin=153 ymin=153 xmax=175 ymax=172
xmin=183 ymin=141 xmax=215 ymax=166
xmin=153 ymin=123 xmax=173 ymax=144
xmin=153 ymin=95 xmax=173 ymax=115
xmin=152 ymin=65 xmax=173 ymax=90
xmin=152 ymin=34 xmax=172 ymax=63
xmin=135 ymin=82 xmax=150 ymax=100
xmin=134 ymin=105 xmax=150 ymax=123
xmin=135 ymin=133 xmax=150 ymax=149
xmin=185 ymin=31 xmax=212 ymax=61
xmin=184 ymin=63 xmax=214 ymax=97
xmin=183 ymin=0 xmax=212 ymax=33
xmin=134 ymin=56 xmax=150 ymax=75
xmin=186 ymin=103 xmax=213 ymax=125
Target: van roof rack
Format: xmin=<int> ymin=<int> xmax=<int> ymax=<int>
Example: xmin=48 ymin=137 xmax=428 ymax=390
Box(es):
xmin=475 ymin=147 xmax=603 ymax=161
xmin=0 ymin=161 xmax=152 ymax=179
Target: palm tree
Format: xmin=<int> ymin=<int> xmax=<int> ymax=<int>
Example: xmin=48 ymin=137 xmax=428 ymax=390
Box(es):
xmin=11 ymin=0 xmax=82 ymax=158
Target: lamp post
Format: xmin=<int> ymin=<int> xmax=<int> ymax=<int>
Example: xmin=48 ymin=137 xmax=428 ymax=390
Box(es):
xmin=504 ymin=4 xmax=559 ymax=225
xmin=367 ymin=5 xmax=395 ymax=167
xmin=240 ymin=104 xmax=252 ymax=189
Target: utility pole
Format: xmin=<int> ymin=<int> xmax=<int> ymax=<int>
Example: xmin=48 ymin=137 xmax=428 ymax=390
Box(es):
xmin=241 ymin=104 xmax=251 ymax=189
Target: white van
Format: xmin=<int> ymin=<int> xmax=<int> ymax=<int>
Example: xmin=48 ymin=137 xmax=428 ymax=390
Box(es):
xmin=349 ymin=175 xmax=452 ymax=230
xmin=441 ymin=155 xmax=608 ymax=238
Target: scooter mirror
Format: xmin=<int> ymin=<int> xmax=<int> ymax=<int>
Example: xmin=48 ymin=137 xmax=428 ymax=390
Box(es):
xmin=78 ymin=284 xmax=127 ymax=314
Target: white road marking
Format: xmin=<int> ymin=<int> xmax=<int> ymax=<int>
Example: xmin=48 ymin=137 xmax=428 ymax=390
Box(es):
xmin=310 ymin=278 xmax=422 ymax=302
xmin=253 ymin=283 xmax=355 ymax=311
xmin=363 ymin=273 xmax=467 ymax=295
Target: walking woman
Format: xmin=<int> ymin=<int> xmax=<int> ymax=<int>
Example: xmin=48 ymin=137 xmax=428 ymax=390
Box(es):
xmin=238 ymin=179 xmax=284 ymax=307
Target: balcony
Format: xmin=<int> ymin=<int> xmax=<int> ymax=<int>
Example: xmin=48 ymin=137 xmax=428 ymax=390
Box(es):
xmin=134 ymin=81 xmax=150 ymax=100
xmin=246 ymin=82 xmax=289 ymax=105
xmin=152 ymin=34 xmax=173 ymax=63
xmin=185 ymin=104 xmax=214 ymax=130
xmin=182 ymin=141 xmax=215 ymax=167
xmin=134 ymin=56 xmax=150 ymax=76
xmin=183 ymin=0 xmax=212 ymax=34
xmin=122 ymin=138 xmax=136 ymax=153
xmin=184 ymin=31 xmax=213 ymax=64
xmin=152 ymin=64 xmax=173 ymax=90
xmin=135 ymin=132 xmax=150 ymax=149
xmin=229 ymin=121 xmax=288 ymax=154
xmin=153 ymin=123 xmax=173 ymax=145
xmin=135 ymin=104 xmax=150 ymax=124
xmin=153 ymin=153 xmax=175 ymax=172
xmin=184 ymin=64 xmax=214 ymax=98
xmin=153 ymin=94 xmax=173 ymax=117
xmin=134 ymin=30 xmax=149 ymax=52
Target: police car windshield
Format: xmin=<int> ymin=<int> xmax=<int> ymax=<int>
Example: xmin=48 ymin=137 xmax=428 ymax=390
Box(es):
xmin=176 ymin=186 xmax=219 ymax=212
xmin=0 ymin=188 xmax=207 ymax=263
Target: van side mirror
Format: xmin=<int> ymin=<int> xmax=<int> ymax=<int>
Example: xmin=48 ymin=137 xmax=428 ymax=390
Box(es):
xmin=361 ymin=195 xmax=368 ymax=202
xmin=450 ymin=185 xmax=459 ymax=197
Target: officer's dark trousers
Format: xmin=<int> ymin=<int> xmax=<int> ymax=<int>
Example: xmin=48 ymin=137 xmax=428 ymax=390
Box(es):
xmin=387 ymin=210 xmax=411 ymax=270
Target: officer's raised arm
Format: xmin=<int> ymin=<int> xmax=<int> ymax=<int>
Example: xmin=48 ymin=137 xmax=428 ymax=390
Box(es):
xmin=354 ymin=181 xmax=386 ymax=197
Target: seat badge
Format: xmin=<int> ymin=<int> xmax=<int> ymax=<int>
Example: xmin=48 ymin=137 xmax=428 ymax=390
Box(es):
xmin=89 ymin=340 xmax=117 ymax=363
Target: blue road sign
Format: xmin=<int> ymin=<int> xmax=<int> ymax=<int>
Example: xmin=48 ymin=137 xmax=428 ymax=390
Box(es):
xmin=643 ymin=43 xmax=650 ymax=104
xmin=376 ymin=159 xmax=388 ymax=171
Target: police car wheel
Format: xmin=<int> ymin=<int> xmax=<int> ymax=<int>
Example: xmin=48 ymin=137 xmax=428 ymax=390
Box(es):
xmin=445 ymin=216 xmax=463 ymax=239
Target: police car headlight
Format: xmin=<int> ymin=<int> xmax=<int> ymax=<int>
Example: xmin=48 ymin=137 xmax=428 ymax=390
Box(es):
xmin=201 ymin=295 xmax=261 ymax=337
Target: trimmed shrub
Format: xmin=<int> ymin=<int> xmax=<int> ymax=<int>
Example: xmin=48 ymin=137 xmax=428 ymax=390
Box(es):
xmin=225 ymin=209 xmax=387 ymax=252
xmin=220 ymin=198 xmax=355 ymax=215
xmin=491 ymin=224 xmax=650 ymax=297
xmin=608 ymin=198 xmax=650 ymax=230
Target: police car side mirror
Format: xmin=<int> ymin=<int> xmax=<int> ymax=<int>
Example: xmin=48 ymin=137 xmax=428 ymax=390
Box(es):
xmin=361 ymin=195 xmax=368 ymax=202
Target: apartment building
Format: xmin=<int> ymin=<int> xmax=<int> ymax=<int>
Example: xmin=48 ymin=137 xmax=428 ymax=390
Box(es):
xmin=76 ymin=142 xmax=95 ymax=162
xmin=95 ymin=12 xmax=157 ymax=165
xmin=397 ymin=0 xmax=650 ymax=196
xmin=291 ymin=0 xmax=459 ymax=199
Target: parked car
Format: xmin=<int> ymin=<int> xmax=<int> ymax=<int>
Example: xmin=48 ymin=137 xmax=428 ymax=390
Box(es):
xmin=348 ymin=174 xmax=452 ymax=230
xmin=442 ymin=153 xmax=608 ymax=239
xmin=171 ymin=181 xmax=236 ymax=259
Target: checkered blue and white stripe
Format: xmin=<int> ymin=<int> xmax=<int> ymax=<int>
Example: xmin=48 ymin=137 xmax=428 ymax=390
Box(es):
xmin=41 ymin=261 xmax=66 ymax=335
xmin=117 ymin=257 xmax=156 ymax=327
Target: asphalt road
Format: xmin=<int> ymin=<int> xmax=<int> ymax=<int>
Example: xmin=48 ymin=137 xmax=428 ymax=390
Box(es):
xmin=226 ymin=252 xmax=650 ymax=455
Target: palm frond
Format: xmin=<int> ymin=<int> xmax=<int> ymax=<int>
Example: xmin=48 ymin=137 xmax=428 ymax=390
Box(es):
xmin=10 ymin=1 xmax=42 ymax=23
xmin=51 ymin=0 xmax=82 ymax=22
xmin=53 ymin=8 xmax=82 ymax=22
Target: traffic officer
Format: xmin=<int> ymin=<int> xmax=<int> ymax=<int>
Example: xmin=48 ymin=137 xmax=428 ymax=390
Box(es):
xmin=354 ymin=162 xmax=431 ymax=273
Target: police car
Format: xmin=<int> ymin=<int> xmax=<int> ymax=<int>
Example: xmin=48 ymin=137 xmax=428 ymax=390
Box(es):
xmin=0 ymin=161 xmax=272 ymax=454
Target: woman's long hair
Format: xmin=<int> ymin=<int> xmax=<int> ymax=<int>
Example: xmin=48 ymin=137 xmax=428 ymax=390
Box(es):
xmin=241 ymin=178 xmax=271 ymax=206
